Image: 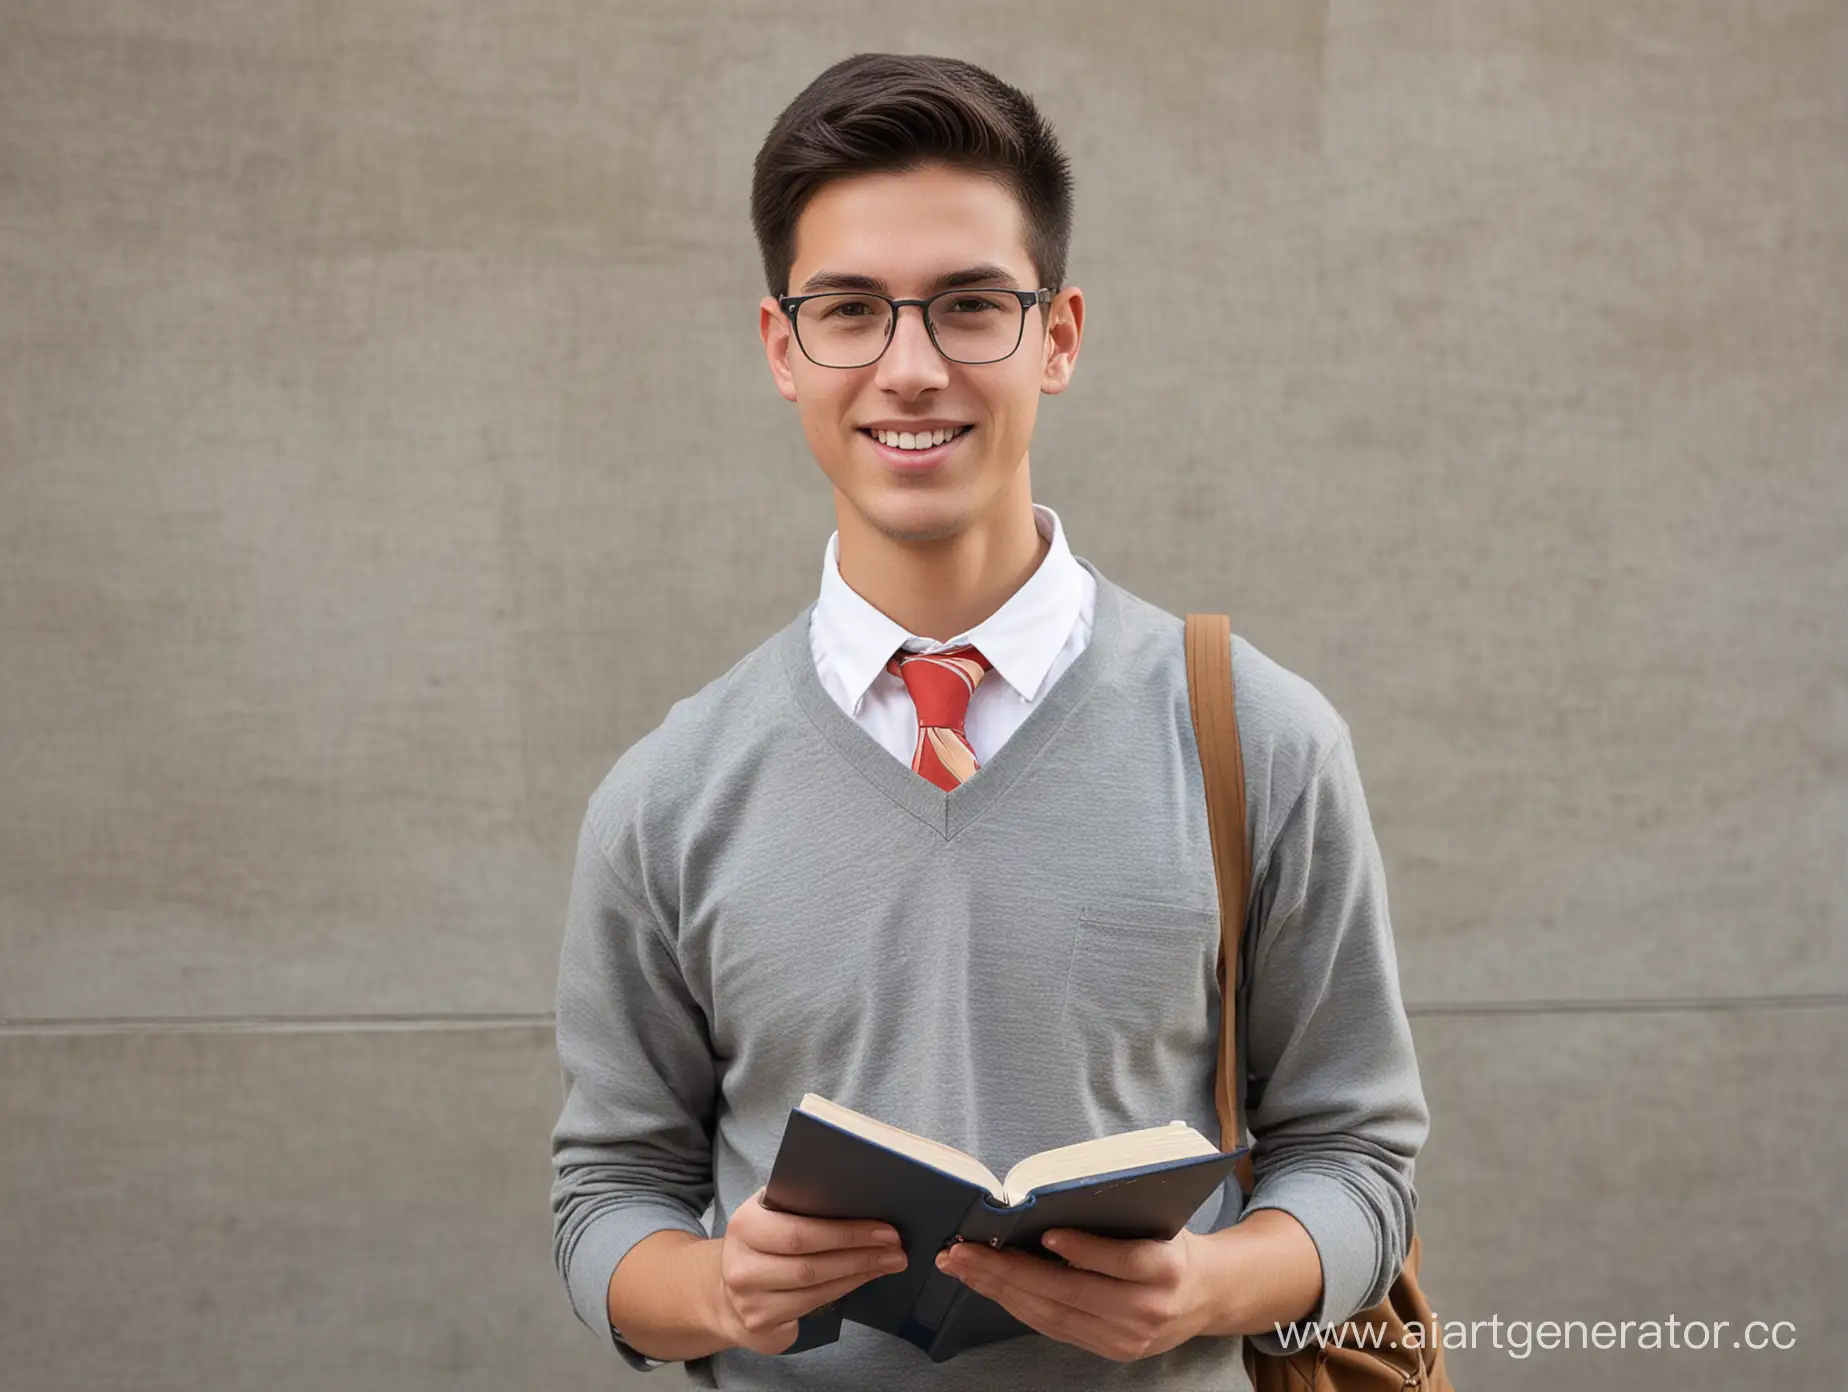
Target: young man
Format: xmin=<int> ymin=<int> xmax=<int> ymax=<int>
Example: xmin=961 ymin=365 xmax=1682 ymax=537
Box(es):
xmin=551 ymin=53 xmax=1428 ymax=1390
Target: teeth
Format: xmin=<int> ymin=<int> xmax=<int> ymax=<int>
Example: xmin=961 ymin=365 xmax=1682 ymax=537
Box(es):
xmin=869 ymin=426 xmax=967 ymax=450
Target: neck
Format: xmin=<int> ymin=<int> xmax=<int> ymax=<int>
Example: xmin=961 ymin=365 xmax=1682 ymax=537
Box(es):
xmin=833 ymin=468 xmax=1049 ymax=643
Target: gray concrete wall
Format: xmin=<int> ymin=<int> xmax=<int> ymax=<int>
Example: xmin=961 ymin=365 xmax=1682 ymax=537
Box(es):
xmin=2 ymin=2 xmax=1842 ymax=1388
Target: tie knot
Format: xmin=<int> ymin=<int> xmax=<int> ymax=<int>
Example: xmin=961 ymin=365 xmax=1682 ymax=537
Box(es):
xmin=885 ymin=643 xmax=992 ymax=733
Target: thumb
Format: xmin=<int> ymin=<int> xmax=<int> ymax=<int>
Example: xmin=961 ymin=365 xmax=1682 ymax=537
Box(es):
xmin=1039 ymin=1228 xmax=1106 ymax=1269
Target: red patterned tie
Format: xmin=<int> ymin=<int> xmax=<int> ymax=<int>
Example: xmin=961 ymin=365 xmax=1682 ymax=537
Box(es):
xmin=886 ymin=644 xmax=994 ymax=790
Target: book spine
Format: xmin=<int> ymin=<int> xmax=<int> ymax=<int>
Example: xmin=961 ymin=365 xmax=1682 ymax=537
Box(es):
xmin=922 ymin=1194 xmax=1030 ymax=1361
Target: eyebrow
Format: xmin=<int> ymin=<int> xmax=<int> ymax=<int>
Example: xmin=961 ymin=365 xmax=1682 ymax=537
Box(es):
xmin=794 ymin=263 xmax=1023 ymax=295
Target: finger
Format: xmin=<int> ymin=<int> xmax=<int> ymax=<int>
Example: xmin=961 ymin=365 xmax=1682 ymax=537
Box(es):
xmin=1040 ymin=1229 xmax=1172 ymax=1283
xmin=745 ymin=1320 xmax=802 ymax=1357
xmin=955 ymin=1267 xmax=1119 ymax=1360
xmin=745 ymin=1257 xmax=908 ymax=1333
xmin=748 ymin=1190 xmax=903 ymax=1255
xmin=949 ymin=1246 xmax=1120 ymax=1320
xmin=752 ymin=1241 xmax=909 ymax=1295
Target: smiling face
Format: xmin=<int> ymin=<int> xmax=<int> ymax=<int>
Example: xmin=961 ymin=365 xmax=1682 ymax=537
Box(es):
xmin=761 ymin=162 xmax=1083 ymax=548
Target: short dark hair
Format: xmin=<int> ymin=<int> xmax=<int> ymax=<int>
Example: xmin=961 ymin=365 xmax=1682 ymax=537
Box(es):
xmin=750 ymin=53 xmax=1074 ymax=302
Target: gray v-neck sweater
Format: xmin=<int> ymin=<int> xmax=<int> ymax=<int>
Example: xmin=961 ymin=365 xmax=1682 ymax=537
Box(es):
xmin=551 ymin=558 xmax=1428 ymax=1390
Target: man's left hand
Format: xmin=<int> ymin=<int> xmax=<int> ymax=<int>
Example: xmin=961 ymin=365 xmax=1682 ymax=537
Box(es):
xmin=933 ymin=1226 xmax=1218 ymax=1363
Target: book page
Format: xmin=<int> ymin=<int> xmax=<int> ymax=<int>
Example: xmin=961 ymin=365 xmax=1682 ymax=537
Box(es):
xmin=1000 ymin=1120 xmax=1218 ymax=1203
xmin=799 ymin=1094 xmax=1005 ymax=1199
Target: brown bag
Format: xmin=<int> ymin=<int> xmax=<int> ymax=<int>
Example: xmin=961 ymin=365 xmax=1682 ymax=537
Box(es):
xmin=1185 ymin=613 xmax=1453 ymax=1391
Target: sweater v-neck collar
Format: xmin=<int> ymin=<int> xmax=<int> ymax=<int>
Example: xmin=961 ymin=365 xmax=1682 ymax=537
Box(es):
xmin=778 ymin=556 xmax=1122 ymax=841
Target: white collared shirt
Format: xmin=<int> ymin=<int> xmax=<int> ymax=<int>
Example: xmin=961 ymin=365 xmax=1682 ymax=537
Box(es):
xmin=809 ymin=503 xmax=1097 ymax=767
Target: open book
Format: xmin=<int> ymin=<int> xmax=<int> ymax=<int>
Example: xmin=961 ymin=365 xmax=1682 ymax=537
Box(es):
xmin=794 ymin=1093 xmax=1222 ymax=1205
xmin=761 ymin=1093 xmax=1245 ymax=1363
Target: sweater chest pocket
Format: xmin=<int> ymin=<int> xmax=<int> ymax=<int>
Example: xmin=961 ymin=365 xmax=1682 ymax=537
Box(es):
xmin=1059 ymin=898 xmax=1221 ymax=1047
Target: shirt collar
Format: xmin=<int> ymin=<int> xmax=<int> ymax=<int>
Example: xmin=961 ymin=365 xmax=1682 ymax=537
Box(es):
xmin=814 ymin=503 xmax=1085 ymax=715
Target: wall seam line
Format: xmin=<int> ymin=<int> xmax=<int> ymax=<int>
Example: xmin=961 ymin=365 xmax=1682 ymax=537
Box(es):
xmin=2 ymin=993 xmax=1846 ymax=1037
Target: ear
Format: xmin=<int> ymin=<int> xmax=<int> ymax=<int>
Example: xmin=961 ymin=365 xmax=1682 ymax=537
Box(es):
xmin=761 ymin=297 xmax=799 ymax=403
xmin=1038 ymin=287 xmax=1084 ymax=397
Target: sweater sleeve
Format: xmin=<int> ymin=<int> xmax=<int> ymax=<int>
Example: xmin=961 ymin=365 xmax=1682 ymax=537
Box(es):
xmin=1236 ymin=720 xmax=1429 ymax=1352
xmin=550 ymin=796 xmax=718 ymax=1368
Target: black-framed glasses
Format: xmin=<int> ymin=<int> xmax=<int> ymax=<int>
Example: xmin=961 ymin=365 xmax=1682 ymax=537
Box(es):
xmin=778 ymin=287 xmax=1053 ymax=369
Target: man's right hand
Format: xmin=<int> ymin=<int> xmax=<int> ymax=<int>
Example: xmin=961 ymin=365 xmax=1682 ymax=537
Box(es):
xmin=711 ymin=1186 xmax=911 ymax=1354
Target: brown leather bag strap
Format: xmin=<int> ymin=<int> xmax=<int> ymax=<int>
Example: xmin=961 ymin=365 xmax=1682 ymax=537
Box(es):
xmin=1184 ymin=613 xmax=1257 ymax=1196
xmin=1191 ymin=615 xmax=1456 ymax=1389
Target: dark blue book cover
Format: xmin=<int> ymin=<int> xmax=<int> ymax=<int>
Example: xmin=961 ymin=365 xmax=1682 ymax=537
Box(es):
xmin=760 ymin=1096 xmax=1245 ymax=1363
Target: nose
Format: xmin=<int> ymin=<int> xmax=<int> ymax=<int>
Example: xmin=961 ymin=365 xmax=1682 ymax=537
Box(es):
xmin=877 ymin=302 xmax=950 ymax=378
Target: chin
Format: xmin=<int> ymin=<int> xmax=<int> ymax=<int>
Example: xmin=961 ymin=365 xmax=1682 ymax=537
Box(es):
xmin=861 ymin=496 xmax=970 ymax=545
